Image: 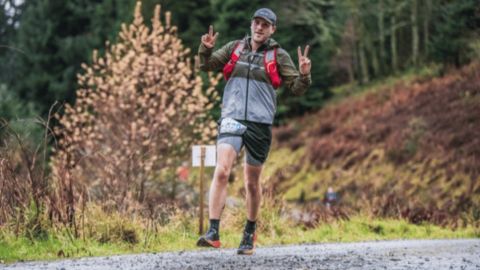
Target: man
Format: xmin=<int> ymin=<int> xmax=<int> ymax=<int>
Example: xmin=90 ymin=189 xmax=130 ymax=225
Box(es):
xmin=196 ymin=8 xmax=311 ymax=255
xmin=324 ymin=186 xmax=339 ymax=210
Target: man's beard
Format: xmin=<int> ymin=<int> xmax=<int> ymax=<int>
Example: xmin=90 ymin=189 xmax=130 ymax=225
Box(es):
xmin=252 ymin=32 xmax=269 ymax=44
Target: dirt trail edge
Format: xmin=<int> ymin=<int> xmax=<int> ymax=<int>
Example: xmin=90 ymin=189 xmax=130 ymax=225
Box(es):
xmin=2 ymin=239 xmax=479 ymax=270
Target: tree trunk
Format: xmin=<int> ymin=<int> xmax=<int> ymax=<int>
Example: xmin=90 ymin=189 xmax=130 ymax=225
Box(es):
xmin=423 ymin=0 xmax=432 ymax=57
xmin=365 ymin=34 xmax=380 ymax=78
xmin=390 ymin=9 xmax=398 ymax=73
xmin=351 ymin=26 xmax=359 ymax=83
xmin=359 ymin=39 xmax=369 ymax=84
xmin=411 ymin=0 xmax=419 ymax=66
xmin=378 ymin=0 xmax=386 ymax=73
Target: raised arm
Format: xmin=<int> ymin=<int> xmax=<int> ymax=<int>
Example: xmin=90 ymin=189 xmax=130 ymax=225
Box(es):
xmin=277 ymin=46 xmax=312 ymax=95
xmin=198 ymin=25 xmax=235 ymax=72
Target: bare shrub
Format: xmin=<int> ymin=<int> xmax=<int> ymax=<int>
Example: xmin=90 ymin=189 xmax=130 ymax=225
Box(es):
xmin=51 ymin=2 xmax=220 ymax=218
xmin=0 ymin=109 xmax=56 ymax=237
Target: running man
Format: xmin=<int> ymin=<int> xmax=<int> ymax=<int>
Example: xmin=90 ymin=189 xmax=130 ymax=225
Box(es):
xmin=196 ymin=8 xmax=312 ymax=255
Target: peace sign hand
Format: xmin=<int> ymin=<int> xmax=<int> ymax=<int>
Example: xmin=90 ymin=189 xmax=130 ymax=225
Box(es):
xmin=297 ymin=45 xmax=311 ymax=75
xmin=201 ymin=25 xmax=219 ymax=49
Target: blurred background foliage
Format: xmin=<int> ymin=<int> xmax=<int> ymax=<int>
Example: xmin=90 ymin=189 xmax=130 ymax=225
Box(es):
xmin=1 ymin=0 xmax=478 ymax=125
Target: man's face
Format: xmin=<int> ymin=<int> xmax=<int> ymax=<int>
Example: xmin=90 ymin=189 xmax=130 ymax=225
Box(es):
xmin=251 ymin=17 xmax=276 ymax=44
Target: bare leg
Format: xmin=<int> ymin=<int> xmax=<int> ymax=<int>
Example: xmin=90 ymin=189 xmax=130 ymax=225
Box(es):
xmin=208 ymin=143 xmax=237 ymax=219
xmin=244 ymin=163 xmax=263 ymax=221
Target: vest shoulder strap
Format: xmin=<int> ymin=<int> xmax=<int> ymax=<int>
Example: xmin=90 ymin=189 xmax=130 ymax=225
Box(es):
xmin=230 ymin=41 xmax=245 ymax=62
xmin=264 ymin=47 xmax=282 ymax=89
xmin=264 ymin=49 xmax=276 ymax=63
xmin=223 ymin=41 xmax=245 ymax=81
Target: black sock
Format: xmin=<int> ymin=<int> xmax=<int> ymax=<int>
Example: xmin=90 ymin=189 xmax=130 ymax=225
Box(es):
xmin=209 ymin=219 xmax=220 ymax=234
xmin=244 ymin=219 xmax=256 ymax=234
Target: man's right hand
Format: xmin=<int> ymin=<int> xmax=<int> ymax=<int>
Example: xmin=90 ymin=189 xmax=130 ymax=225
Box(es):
xmin=201 ymin=25 xmax=219 ymax=49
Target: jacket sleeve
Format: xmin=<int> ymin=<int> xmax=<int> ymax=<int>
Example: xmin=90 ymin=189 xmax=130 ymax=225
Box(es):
xmin=198 ymin=41 xmax=237 ymax=72
xmin=276 ymin=48 xmax=312 ymax=96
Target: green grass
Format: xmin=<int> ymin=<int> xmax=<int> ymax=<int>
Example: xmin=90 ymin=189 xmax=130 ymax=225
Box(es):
xmin=0 ymin=215 xmax=478 ymax=264
xmin=217 ymin=216 xmax=479 ymax=248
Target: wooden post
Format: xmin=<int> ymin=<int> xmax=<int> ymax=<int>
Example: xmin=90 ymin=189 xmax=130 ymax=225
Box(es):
xmin=199 ymin=146 xmax=206 ymax=235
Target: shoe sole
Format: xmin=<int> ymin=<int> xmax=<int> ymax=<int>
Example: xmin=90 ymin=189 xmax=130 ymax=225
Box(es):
xmin=237 ymin=233 xmax=257 ymax=255
xmin=237 ymin=248 xmax=255 ymax=255
xmin=196 ymin=237 xmax=221 ymax=248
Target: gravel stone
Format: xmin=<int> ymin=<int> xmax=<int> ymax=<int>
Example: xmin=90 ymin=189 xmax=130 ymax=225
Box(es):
xmin=1 ymin=239 xmax=479 ymax=270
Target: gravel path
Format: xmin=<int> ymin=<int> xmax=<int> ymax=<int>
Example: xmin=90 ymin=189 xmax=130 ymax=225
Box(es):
xmin=2 ymin=239 xmax=479 ymax=269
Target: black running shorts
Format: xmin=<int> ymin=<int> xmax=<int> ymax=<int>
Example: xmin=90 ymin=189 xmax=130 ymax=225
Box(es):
xmin=217 ymin=119 xmax=272 ymax=166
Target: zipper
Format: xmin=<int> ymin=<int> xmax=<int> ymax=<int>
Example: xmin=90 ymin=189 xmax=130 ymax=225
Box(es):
xmin=244 ymin=54 xmax=252 ymax=121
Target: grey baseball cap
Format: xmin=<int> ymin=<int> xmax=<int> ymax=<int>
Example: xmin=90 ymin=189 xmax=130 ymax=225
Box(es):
xmin=252 ymin=8 xmax=277 ymax=26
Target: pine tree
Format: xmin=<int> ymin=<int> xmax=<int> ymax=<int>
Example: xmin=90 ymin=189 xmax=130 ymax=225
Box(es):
xmin=429 ymin=0 xmax=479 ymax=66
xmin=0 ymin=0 xmax=25 ymax=90
xmin=12 ymin=0 xmax=136 ymax=115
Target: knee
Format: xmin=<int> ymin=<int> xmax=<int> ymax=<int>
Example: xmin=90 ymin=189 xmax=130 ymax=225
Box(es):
xmin=246 ymin=179 xmax=261 ymax=193
xmin=215 ymin=165 xmax=231 ymax=185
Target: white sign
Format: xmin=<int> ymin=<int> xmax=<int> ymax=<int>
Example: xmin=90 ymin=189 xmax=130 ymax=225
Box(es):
xmin=192 ymin=145 xmax=217 ymax=167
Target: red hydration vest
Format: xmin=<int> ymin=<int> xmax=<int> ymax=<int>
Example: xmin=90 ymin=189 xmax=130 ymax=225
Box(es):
xmin=222 ymin=41 xmax=282 ymax=89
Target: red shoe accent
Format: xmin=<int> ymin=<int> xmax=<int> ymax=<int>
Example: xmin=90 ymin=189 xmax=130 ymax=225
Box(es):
xmin=207 ymin=239 xmax=221 ymax=248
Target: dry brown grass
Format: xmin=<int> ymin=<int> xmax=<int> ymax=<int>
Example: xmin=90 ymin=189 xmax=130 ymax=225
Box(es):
xmin=271 ymin=62 xmax=480 ymax=228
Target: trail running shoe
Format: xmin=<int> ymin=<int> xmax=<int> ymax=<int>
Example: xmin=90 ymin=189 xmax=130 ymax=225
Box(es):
xmin=196 ymin=228 xmax=221 ymax=248
xmin=237 ymin=231 xmax=257 ymax=255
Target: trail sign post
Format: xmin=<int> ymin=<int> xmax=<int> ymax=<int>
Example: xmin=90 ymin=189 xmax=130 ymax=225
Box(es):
xmin=192 ymin=145 xmax=216 ymax=235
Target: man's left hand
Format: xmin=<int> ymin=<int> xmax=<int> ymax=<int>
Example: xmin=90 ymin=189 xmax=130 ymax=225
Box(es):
xmin=297 ymin=45 xmax=311 ymax=75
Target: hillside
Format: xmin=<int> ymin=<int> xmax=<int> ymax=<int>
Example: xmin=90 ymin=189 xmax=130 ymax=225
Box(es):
xmin=263 ymin=62 xmax=480 ymax=227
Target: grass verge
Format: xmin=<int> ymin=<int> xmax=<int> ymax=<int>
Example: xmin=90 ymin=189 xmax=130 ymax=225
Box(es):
xmin=1 ymin=214 xmax=478 ymax=264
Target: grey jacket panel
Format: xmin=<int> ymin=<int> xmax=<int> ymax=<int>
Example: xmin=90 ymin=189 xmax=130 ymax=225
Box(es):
xmin=221 ymin=77 xmax=276 ymax=124
xmin=221 ymin=76 xmax=246 ymax=120
xmin=247 ymin=79 xmax=277 ymax=123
